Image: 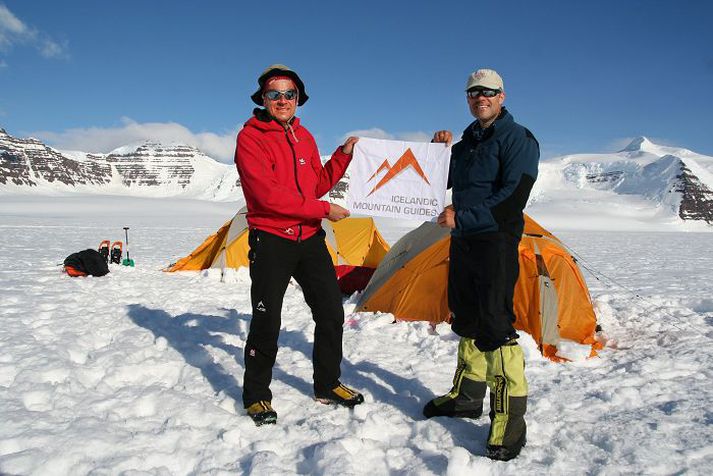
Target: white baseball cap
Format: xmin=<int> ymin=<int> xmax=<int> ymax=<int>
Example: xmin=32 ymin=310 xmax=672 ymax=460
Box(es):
xmin=465 ymin=69 xmax=504 ymax=91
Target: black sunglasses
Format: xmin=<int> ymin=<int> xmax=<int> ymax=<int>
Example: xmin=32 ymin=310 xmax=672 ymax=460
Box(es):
xmin=264 ymin=89 xmax=298 ymax=101
xmin=466 ymin=88 xmax=501 ymax=99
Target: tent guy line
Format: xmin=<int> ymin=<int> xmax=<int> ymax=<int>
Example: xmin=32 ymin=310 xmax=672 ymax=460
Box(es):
xmin=566 ymin=244 xmax=711 ymax=342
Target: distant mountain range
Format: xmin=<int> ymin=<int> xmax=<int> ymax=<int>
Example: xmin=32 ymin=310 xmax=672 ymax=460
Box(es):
xmin=1 ymin=127 xmax=712 ymax=226
xmin=0 ymin=128 xmax=240 ymax=201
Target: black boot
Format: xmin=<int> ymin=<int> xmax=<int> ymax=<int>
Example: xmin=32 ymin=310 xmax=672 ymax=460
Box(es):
xmin=423 ymin=377 xmax=486 ymax=419
xmin=486 ymin=429 xmax=526 ymax=461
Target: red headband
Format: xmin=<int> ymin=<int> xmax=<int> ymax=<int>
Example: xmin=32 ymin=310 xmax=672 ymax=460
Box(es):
xmin=264 ymin=76 xmax=295 ymax=90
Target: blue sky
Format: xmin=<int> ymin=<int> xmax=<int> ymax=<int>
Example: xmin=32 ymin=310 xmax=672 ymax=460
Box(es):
xmin=1 ymin=0 xmax=712 ymax=163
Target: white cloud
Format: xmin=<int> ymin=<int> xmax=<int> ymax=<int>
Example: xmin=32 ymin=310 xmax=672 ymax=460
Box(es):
xmin=0 ymin=3 xmax=67 ymax=59
xmin=33 ymin=118 xmax=239 ymax=163
xmin=341 ymin=127 xmax=432 ymax=144
xmin=39 ymin=37 xmax=67 ymax=59
xmin=34 ymin=123 xmax=436 ymax=164
xmin=0 ymin=4 xmax=26 ymax=39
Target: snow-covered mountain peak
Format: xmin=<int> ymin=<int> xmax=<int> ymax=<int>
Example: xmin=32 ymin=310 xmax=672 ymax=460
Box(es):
xmin=620 ymin=136 xmax=703 ymax=162
xmin=534 ymin=139 xmax=713 ymax=226
xmin=107 ymin=140 xmax=204 ymax=157
xmin=620 ymin=136 xmax=656 ymax=153
xmin=107 ymin=140 xmax=153 ymax=156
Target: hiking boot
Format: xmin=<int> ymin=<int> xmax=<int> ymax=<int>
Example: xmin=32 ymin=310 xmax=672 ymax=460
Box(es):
xmin=423 ymin=398 xmax=483 ymax=419
xmin=315 ymin=384 xmax=364 ymax=408
xmin=423 ymin=377 xmax=485 ymax=419
xmin=246 ymin=401 xmax=277 ymax=426
xmin=486 ymin=432 xmax=526 ymax=461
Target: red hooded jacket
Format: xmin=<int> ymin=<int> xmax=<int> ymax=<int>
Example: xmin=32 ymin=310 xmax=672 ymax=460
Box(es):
xmin=234 ymin=112 xmax=352 ymax=241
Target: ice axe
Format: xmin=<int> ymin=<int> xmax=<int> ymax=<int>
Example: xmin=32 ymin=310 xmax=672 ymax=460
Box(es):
xmin=122 ymin=226 xmax=135 ymax=267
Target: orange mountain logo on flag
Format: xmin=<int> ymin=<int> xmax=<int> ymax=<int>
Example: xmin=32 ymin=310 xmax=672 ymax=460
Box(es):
xmin=367 ymin=148 xmax=430 ymax=196
xmin=367 ymin=159 xmax=392 ymax=182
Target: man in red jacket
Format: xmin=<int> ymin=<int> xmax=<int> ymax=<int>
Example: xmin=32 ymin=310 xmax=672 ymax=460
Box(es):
xmin=235 ymin=64 xmax=363 ymax=426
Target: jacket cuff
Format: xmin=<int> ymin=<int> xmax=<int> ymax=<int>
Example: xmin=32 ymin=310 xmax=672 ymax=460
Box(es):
xmin=322 ymin=201 xmax=331 ymax=217
xmin=332 ymin=146 xmax=351 ymax=160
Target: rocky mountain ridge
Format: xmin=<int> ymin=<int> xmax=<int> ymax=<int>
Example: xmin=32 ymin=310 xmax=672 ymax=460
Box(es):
xmin=1 ymin=128 xmax=712 ymax=225
xmin=0 ymin=128 xmax=240 ymax=201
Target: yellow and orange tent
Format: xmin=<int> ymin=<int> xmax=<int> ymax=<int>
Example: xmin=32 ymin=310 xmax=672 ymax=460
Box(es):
xmin=165 ymin=208 xmax=390 ymax=292
xmin=355 ymin=214 xmax=601 ymax=361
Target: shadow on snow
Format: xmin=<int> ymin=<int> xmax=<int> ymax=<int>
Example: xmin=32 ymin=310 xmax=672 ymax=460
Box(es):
xmin=126 ymin=303 xmax=488 ymax=462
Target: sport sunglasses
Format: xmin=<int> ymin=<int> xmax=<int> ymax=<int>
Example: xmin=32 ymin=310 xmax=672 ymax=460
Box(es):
xmin=263 ymin=89 xmax=298 ymax=101
xmin=466 ymin=88 xmax=501 ymax=99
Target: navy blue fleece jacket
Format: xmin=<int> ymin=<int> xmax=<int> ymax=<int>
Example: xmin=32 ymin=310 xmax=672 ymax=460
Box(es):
xmin=448 ymin=107 xmax=539 ymax=237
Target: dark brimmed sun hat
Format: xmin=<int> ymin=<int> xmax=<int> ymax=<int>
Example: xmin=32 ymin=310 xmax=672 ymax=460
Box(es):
xmin=251 ymin=64 xmax=309 ymax=106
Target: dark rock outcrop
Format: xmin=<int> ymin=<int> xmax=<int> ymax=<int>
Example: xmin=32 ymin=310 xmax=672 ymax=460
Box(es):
xmin=674 ymin=162 xmax=713 ymax=223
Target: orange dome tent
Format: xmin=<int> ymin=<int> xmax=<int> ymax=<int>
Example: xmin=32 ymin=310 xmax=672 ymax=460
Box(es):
xmin=165 ymin=208 xmax=390 ymax=293
xmin=355 ymin=214 xmax=601 ymax=361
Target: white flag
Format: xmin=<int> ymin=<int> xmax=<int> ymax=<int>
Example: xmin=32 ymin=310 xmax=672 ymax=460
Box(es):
xmin=346 ymin=137 xmax=451 ymax=222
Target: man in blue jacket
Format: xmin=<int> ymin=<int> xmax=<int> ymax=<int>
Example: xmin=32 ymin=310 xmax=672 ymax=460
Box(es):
xmin=425 ymin=68 xmax=539 ymax=461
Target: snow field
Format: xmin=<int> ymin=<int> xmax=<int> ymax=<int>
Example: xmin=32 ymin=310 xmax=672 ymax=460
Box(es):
xmin=1 ymin=200 xmax=712 ymax=474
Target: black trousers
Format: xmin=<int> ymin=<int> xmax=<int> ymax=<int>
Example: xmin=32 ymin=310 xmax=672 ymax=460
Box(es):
xmin=448 ymin=232 xmax=521 ymax=352
xmin=242 ymin=228 xmax=344 ymax=407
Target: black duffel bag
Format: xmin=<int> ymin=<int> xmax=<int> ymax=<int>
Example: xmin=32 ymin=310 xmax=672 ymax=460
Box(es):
xmin=64 ymin=249 xmax=110 ymax=277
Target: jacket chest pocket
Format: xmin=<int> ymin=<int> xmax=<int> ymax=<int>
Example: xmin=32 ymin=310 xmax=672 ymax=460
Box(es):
xmin=455 ymin=143 xmax=500 ymax=186
xmin=291 ymin=147 xmax=318 ymax=196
